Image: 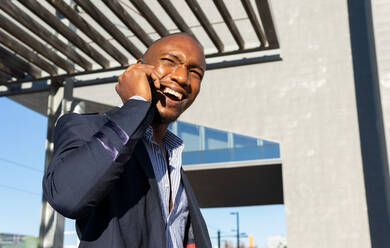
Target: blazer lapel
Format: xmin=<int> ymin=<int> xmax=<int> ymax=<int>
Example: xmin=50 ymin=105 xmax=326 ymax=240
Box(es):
xmin=134 ymin=141 xmax=155 ymax=179
xmin=181 ymin=169 xmax=212 ymax=248
xmin=133 ymin=142 xmax=166 ymax=247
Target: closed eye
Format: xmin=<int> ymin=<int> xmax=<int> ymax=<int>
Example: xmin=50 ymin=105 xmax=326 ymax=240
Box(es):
xmin=190 ymin=70 xmax=203 ymax=79
xmin=161 ymin=58 xmax=175 ymax=64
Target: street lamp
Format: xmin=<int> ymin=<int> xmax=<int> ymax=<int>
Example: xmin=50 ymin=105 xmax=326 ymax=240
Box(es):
xmin=230 ymin=212 xmax=239 ymax=248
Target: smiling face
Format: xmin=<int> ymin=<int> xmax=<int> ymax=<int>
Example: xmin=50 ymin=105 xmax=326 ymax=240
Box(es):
xmin=143 ymin=34 xmax=206 ymax=124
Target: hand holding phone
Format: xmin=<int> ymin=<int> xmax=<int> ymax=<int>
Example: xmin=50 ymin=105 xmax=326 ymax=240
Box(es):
xmin=116 ymin=60 xmax=161 ymax=103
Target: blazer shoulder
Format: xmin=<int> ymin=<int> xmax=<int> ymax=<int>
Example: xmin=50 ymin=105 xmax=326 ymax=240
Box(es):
xmin=54 ymin=112 xmax=108 ymax=141
xmin=56 ymin=111 xmax=107 ymax=127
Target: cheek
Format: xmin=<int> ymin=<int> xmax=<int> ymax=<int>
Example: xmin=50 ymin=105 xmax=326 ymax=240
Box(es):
xmin=156 ymin=65 xmax=171 ymax=78
xmin=190 ymin=81 xmax=201 ymax=98
xmin=156 ymin=67 xmax=164 ymax=75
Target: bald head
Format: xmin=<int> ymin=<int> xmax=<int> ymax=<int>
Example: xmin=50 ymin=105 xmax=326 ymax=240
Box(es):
xmin=142 ymin=33 xmax=206 ymax=71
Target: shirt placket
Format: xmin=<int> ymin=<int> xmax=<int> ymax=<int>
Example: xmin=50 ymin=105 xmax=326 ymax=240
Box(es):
xmin=156 ymin=145 xmax=173 ymax=248
xmin=165 ymin=147 xmax=179 ymax=248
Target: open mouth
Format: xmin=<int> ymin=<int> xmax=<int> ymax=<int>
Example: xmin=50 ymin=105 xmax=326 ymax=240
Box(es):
xmin=160 ymin=86 xmax=184 ymax=101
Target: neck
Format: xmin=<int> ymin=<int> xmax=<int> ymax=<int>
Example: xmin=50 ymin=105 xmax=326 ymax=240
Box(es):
xmin=151 ymin=122 xmax=169 ymax=146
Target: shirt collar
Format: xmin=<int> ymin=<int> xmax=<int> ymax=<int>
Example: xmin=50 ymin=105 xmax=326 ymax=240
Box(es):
xmin=144 ymin=126 xmax=184 ymax=152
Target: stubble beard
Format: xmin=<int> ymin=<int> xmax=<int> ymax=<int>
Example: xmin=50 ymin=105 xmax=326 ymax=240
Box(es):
xmin=152 ymin=106 xmax=179 ymax=125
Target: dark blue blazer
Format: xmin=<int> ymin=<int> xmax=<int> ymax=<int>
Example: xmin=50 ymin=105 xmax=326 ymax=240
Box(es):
xmin=43 ymin=99 xmax=211 ymax=248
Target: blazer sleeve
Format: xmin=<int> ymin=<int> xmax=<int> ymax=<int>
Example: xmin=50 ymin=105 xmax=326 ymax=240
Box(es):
xmin=43 ymin=99 xmax=153 ymax=219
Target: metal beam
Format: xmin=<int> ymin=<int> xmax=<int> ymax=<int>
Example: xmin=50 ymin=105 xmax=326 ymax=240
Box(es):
xmin=18 ymin=0 xmax=109 ymax=69
xmin=103 ymin=0 xmax=153 ymax=47
xmin=0 ymin=0 xmax=91 ymax=71
xmin=0 ymin=71 xmax=11 ymax=82
xmin=206 ymin=54 xmax=281 ymax=70
xmin=0 ymin=29 xmax=57 ymax=75
xmin=212 ymin=0 xmax=245 ymax=50
xmin=0 ymin=78 xmax=9 ymax=84
xmin=0 ymin=45 xmax=41 ymax=78
xmin=255 ymin=0 xmax=279 ymax=49
xmin=0 ymin=60 xmax=25 ymax=79
xmin=0 ymin=15 xmax=74 ymax=73
xmin=185 ymin=0 xmax=224 ymax=52
xmin=157 ymin=0 xmax=195 ymax=36
xmin=241 ymin=0 xmax=268 ymax=48
xmin=129 ymin=0 xmax=170 ymax=37
xmin=74 ymin=76 xmax=118 ymax=88
xmin=1 ymin=65 xmax=127 ymax=86
xmin=0 ymin=76 xmax=118 ymax=97
xmin=48 ymin=0 xmax=128 ymax=66
xmin=0 ymin=84 xmax=52 ymax=97
xmin=74 ymin=0 xmax=142 ymax=59
xmin=206 ymin=46 xmax=268 ymax=58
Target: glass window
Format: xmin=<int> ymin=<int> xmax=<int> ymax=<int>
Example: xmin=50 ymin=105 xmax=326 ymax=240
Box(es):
xmin=233 ymin=134 xmax=258 ymax=148
xmin=177 ymin=122 xmax=201 ymax=152
xmin=205 ymin=127 xmax=228 ymax=150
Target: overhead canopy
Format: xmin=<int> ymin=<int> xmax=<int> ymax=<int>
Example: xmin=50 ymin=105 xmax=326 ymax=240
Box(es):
xmin=0 ymin=0 xmax=279 ymax=97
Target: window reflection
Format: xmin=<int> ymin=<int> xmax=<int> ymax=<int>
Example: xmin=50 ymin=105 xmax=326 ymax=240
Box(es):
xmin=233 ymin=134 xmax=258 ymax=148
xmin=169 ymin=120 xmax=280 ymax=164
xmin=205 ymin=127 xmax=228 ymax=150
xmin=177 ymin=122 xmax=201 ymax=152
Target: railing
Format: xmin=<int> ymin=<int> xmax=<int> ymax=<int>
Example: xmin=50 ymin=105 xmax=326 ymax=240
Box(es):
xmin=182 ymin=143 xmax=280 ymax=165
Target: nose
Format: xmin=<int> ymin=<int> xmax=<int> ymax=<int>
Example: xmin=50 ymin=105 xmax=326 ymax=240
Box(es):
xmin=171 ymin=65 xmax=188 ymax=86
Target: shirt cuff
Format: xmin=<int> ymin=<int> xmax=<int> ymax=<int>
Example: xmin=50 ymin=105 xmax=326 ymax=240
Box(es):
xmin=129 ymin=95 xmax=147 ymax=101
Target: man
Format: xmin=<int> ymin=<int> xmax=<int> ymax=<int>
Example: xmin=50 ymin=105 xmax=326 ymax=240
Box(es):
xmin=43 ymin=33 xmax=212 ymax=248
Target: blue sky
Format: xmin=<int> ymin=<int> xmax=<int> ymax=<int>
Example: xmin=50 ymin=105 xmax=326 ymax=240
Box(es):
xmin=0 ymin=97 xmax=285 ymax=248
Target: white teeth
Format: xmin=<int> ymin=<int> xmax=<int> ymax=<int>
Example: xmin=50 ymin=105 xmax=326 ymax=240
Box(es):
xmin=163 ymin=87 xmax=183 ymax=100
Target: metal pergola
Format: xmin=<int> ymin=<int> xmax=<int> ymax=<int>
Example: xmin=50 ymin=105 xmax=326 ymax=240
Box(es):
xmin=0 ymin=1 xmax=281 ymax=247
xmin=0 ymin=0 xmax=279 ymax=97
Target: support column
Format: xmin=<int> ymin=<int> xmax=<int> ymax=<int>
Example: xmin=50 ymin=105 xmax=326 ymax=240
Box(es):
xmin=348 ymin=0 xmax=390 ymax=247
xmin=38 ymin=78 xmax=83 ymax=248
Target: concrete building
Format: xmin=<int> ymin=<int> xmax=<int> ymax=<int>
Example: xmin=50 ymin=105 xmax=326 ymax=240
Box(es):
xmin=1 ymin=0 xmax=389 ymax=247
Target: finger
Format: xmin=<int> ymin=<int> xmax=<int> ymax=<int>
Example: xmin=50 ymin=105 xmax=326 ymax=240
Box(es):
xmin=125 ymin=64 xmax=137 ymax=72
xmin=130 ymin=64 xmax=155 ymax=70
xmin=124 ymin=63 xmax=153 ymax=72
xmin=130 ymin=67 xmax=161 ymax=79
xmin=149 ymin=71 xmax=161 ymax=89
xmin=137 ymin=66 xmax=162 ymax=78
xmin=136 ymin=67 xmax=162 ymax=85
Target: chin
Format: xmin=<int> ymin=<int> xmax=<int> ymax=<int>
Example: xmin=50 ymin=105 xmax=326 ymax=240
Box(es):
xmin=153 ymin=107 xmax=180 ymax=124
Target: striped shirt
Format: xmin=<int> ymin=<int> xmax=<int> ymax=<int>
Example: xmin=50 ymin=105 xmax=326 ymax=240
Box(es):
xmin=143 ymin=126 xmax=188 ymax=248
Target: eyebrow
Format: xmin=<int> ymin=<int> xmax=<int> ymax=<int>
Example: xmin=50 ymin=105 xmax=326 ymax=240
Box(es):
xmin=163 ymin=53 xmax=205 ymax=74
